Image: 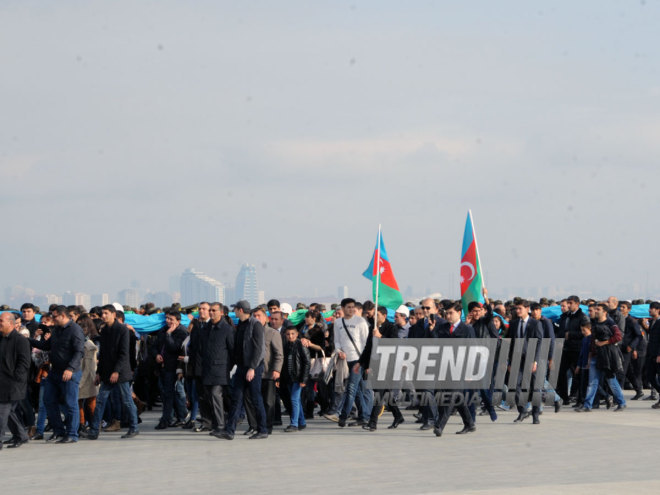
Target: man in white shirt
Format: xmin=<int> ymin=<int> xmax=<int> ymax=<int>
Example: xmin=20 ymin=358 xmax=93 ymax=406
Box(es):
xmin=333 ymin=298 xmax=372 ymax=427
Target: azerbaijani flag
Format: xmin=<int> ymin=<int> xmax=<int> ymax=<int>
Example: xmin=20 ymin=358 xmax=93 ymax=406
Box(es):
xmin=460 ymin=210 xmax=485 ymax=312
xmin=362 ymin=228 xmax=404 ymax=309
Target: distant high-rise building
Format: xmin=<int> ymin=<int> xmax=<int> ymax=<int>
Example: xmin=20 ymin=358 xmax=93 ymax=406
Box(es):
xmin=180 ymin=268 xmax=225 ymax=306
xmin=91 ymin=293 xmax=110 ymax=307
xmin=117 ymin=288 xmax=140 ymax=308
xmin=235 ymin=263 xmax=259 ymax=308
xmin=62 ymin=292 xmax=91 ymax=310
xmin=144 ymin=291 xmax=173 ymax=308
xmin=338 ymin=285 xmax=349 ymax=299
xmin=34 ymin=294 xmax=61 ymax=310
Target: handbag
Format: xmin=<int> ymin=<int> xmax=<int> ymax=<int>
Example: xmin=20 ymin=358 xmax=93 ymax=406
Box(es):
xmin=309 ymin=349 xmax=332 ymax=380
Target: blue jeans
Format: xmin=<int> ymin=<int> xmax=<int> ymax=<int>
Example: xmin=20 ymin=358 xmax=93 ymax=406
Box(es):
xmin=288 ymin=382 xmax=306 ymax=427
xmin=340 ymin=361 xmax=373 ymax=422
xmin=584 ymin=357 xmax=626 ymax=409
xmin=36 ymin=383 xmax=47 ymax=435
xmin=44 ymin=369 xmax=81 ymax=440
xmin=185 ymin=377 xmax=199 ymax=422
xmin=226 ymin=364 xmax=267 ymax=435
xmin=89 ymin=381 xmax=139 ymax=434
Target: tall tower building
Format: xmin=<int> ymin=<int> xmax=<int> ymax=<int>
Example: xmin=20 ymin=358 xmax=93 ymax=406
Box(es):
xmin=235 ymin=263 xmax=259 ymax=308
xmin=180 ymin=268 xmax=225 ymax=306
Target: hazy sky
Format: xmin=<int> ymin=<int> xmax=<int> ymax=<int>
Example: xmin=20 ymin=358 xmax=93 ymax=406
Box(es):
xmin=2 ymin=1 xmax=659 ymax=302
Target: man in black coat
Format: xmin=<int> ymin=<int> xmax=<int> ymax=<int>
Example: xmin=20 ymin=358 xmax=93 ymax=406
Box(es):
xmin=509 ymin=300 xmax=544 ymax=424
xmin=556 ymin=295 xmax=589 ymax=403
xmin=155 ymin=309 xmax=189 ymax=429
xmin=217 ymin=300 xmax=267 ymax=440
xmin=83 ymin=305 xmax=140 ymax=440
xmin=29 ymin=305 xmax=84 ymax=443
xmin=0 ymin=312 xmax=31 ymax=449
xmin=202 ymin=302 xmax=234 ymax=437
xmin=619 ymin=301 xmax=644 ymax=400
xmin=645 ymin=301 xmax=660 ymax=408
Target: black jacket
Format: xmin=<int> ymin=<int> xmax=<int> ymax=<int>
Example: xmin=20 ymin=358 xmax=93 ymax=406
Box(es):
xmin=282 ymin=339 xmax=310 ymax=384
xmin=234 ymin=318 xmax=265 ymax=370
xmin=0 ymin=330 xmax=31 ymax=401
xmin=472 ymin=306 xmax=499 ymax=339
xmin=200 ymin=319 xmax=234 ymax=386
xmin=97 ymin=321 xmax=133 ymax=384
xmin=621 ymin=315 xmax=642 ymax=352
xmin=558 ymin=309 xmax=589 ymax=352
xmin=647 ymin=318 xmax=660 ymax=359
xmin=157 ymin=324 xmax=188 ymax=372
xmin=188 ymin=319 xmax=208 ymax=377
xmin=30 ymin=319 xmax=85 ymax=373
xmin=360 ymin=320 xmax=399 ymax=369
xmin=509 ymin=317 xmax=543 ymax=363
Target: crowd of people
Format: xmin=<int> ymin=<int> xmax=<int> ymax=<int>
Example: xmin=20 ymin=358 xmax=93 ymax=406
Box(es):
xmin=1 ymin=291 xmax=659 ymax=449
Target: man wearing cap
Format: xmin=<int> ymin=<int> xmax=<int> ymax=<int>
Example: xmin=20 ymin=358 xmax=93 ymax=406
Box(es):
xmin=394 ymin=306 xmax=410 ymax=338
xmin=217 ymin=300 xmax=268 ymax=440
xmin=0 ymin=312 xmax=31 ymax=450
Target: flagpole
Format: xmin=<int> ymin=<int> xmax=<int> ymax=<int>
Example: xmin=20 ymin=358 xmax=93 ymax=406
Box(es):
xmin=375 ymin=224 xmax=382 ymax=326
xmin=469 ymin=209 xmax=485 ymax=291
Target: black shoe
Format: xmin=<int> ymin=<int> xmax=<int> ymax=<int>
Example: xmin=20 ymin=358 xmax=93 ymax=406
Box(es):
xmin=32 ymin=433 xmax=44 ymax=441
xmin=419 ymin=423 xmax=433 ymax=430
xmin=195 ymin=424 xmax=212 ymax=432
xmin=532 ymin=415 xmax=540 ymax=424
xmin=433 ymin=427 xmax=442 ymax=437
xmin=388 ymin=417 xmax=404 ymax=429
xmin=284 ymin=425 xmax=298 ymax=432
xmin=56 ymin=436 xmax=77 ymax=444
xmin=348 ymin=420 xmax=366 ymax=427
xmin=243 ymin=428 xmax=256 ymax=436
xmin=121 ymin=430 xmax=139 ymax=439
xmin=211 ymin=430 xmax=234 ymax=440
xmin=298 ymin=424 xmax=306 ymax=430
xmin=513 ymin=412 xmax=529 ymax=423
xmin=456 ymin=425 xmax=476 ymax=435
xmin=168 ymin=420 xmax=184 ymax=428
xmin=182 ymin=421 xmax=195 ymax=430
xmin=81 ymin=430 xmax=98 ymax=440
xmin=362 ymin=423 xmax=377 ymax=432
xmin=606 ymin=397 xmax=613 ymax=410
xmin=643 ymin=394 xmax=658 ymax=401
xmin=413 ymin=412 xmax=422 ymax=420
xmin=338 ymin=418 xmax=347 ymax=428
xmin=154 ymin=422 xmax=168 ymax=430
xmin=2 ymin=437 xmax=19 ymax=445
xmin=631 ymin=391 xmax=644 ymax=400
xmin=46 ymin=434 xmax=64 ymax=443
xmin=613 ymin=404 xmax=626 ymax=412
xmin=575 ymin=406 xmax=591 ymax=412
xmin=248 ymin=432 xmax=268 ymax=439
xmin=554 ymin=399 xmax=562 ymax=413
xmin=6 ymin=438 xmax=28 ymax=448
xmin=652 ymin=401 xmax=660 ymax=409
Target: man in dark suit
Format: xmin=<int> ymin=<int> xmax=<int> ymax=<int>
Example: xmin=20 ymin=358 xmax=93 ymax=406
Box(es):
xmin=217 ymin=300 xmax=267 ymax=440
xmin=645 ymin=302 xmax=660 ymax=408
xmin=510 ymin=300 xmax=544 ymax=424
xmin=432 ymin=302 xmax=478 ymax=437
xmin=557 ymin=295 xmax=589 ymax=403
xmin=0 ymin=312 xmax=31 ymax=450
xmin=83 ymin=305 xmax=140 ymax=440
xmin=202 ymin=302 xmax=235 ymax=437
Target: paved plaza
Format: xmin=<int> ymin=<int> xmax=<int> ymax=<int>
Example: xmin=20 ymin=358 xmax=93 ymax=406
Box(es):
xmin=1 ymin=398 xmax=659 ymax=494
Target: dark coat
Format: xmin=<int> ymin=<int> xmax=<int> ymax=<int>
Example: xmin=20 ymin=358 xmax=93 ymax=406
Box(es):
xmin=29 ymin=320 xmax=85 ymax=373
xmin=0 ymin=330 xmax=31 ymax=402
xmin=509 ymin=317 xmax=543 ymax=363
xmin=622 ymin=315 xmax=642 ymax=352
xmin=188 ymin=319 xmax=207 ymax=377
xmin=282 ymin=339 xmax=311 ymax=384
xmin=360 ymin=320 xmax=399 ymax=369
xmin=97 ymin=321 xmax=133 ymax=384
xmin=157 ymin=324 xmax=188 ymax=372
xmin=200 ymin=319 xmax=234 ymax=386
xmin=558 ymin=309 xmax=589 ymax=352
xmin=234 ymin=318 xmax=265 ymax=370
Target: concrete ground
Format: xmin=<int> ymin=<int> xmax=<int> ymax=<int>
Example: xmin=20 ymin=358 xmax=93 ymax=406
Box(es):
xmin=1 ymin=395 xmax=659 ymax=494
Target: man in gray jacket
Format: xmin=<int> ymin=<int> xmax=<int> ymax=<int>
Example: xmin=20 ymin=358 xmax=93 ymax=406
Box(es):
xmin=245 ymin=307 xmax=283 ymax=434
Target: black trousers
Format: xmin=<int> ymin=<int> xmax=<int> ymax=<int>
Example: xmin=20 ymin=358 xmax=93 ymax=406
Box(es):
xmin=644 ymin=355 xmax=660 ymax=394
xmin=558 ymin=348 xmax=580 ymax=401
xmin=0 ymin=401 xmax=28 ymax=442
xmin=369 ymin=390 xmax=403 ymax=426
xmin=245 ymin=379 xmax=277 ymax=430
xmin=435 ymin=401 xmax=474 ymax=432
xmin=622 ymin=351 xmax=644 ymax=393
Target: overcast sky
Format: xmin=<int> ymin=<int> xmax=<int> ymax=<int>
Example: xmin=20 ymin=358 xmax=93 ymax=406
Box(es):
xmin=2 ymin=1 xmax=659 ymax=302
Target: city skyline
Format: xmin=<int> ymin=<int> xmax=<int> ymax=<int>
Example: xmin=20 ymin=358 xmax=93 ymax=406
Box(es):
xmin=2 ymin=2 xmax=659 ymax=304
